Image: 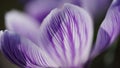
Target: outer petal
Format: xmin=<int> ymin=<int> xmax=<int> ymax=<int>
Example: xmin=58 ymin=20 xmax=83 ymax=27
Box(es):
xmin=25 ymin=0 xmax=81 ymax=24
xmin=1 ymin=30 xmax=59 ymax=67
xmin=82 ymin=0 xmax=112 ymax=17
xmin=5 ymin=10 xmax=40 ymax=44
xmin=38 ymin=3 xmax=93 ymax=67
xmin=1 ymin=30 xmax=27 ymax=67
xmin=25 ymin=0 xmax=64 ymax=24
xmin=91 ymin=1 xmax=120 ymax=58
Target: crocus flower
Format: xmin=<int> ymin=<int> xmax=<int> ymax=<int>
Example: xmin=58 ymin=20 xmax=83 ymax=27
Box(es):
xmin=0 ymin=0 xmax=120 ymax=68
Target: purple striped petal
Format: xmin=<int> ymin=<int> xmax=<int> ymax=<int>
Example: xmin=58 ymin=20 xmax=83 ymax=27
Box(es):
xmin=1 ymin=30 xmax=27 ymax=67
xmin=0 ymin=30 xmax=60 ymax=67
xmin=91 ymin=1 xmax=120 ymax=58
xmin=5 ymin=10 xmax=40 ymax=44
xmin=1 ymin=3 xmax=93 ymax=68
xmin=38 ymin=3 xmax=93 ymax=67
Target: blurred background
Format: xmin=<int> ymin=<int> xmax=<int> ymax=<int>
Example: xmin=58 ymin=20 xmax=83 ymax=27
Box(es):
xmin=0 ymin=0 xmax=120 ymax=68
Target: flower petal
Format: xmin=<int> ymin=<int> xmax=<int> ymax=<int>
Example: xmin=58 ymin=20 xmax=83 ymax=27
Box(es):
xmin=5 ymin=10 xmax=40 ymax=44
xmin=25 ymin=0 xmax=82 ymax=24
xmin=82 ymin=0 xmax=112 ymax=17
xmin=1 ymin=30 xmax=26 ymax=67
xmin=38 ymin=3 xmax=93 ymax=66
xmin=0 ymin=30 xmax=59 ymax=67
xmin=25 ymin=0 xmax=64 ymax=24
xmin=91 ymin=2 xmax=120 ymax=58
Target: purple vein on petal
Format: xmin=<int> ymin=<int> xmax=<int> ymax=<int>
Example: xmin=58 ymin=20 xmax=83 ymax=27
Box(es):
xmin=1 ymin=30 xmax=26 ymax=67
xmin=38 ymin=3 xmax=93 ymax=66
xmin=0 ymin=30 xmax=60 ymax=67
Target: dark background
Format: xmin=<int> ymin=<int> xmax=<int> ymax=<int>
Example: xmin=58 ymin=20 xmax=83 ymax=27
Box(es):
xmin=0 ymin=0 xmax=120 ymax=68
